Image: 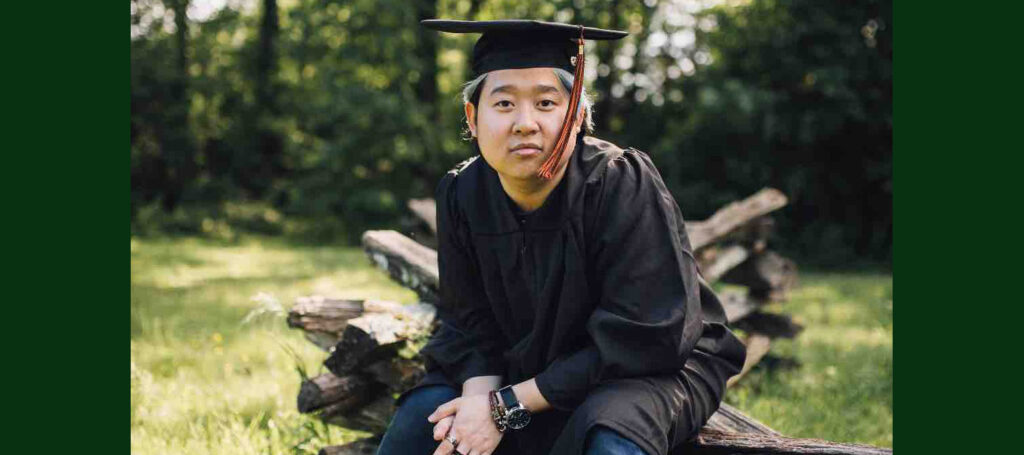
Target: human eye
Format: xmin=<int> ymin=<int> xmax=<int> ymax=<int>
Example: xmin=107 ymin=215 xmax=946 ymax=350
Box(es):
xmin=494 ymin=100 xmax=514 ymax=109
xmin=538 ymin=99 xmax=558 ymax=109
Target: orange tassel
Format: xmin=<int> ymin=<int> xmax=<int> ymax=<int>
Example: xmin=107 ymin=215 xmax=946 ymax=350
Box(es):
xmin=538 ymin=26 xmax=586 ymax=179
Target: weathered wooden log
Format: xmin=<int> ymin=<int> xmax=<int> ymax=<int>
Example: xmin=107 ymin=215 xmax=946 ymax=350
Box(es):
xmin=687 ymin=188 xmax=788 ymax=251
xmin=727 ymin=333 xmax=772 ymax=388
xmin=324 ymin=310 xmax=433 ymax=377
xmin=719 ymin=291 xmax=766 ymax=324
xmin=678 ymin=428 xmax=892 ymax=455
xmin=288 ymin=297 xmax=367 ymax=351
xmin=289 ymin=298 xmax=436 ymax=351
xmin=734 ymin=312 xmax=804 ymax=340
xmin=722 ymin=251 xmax=798 ymax=302
xmin=704 ymin=403 xmax=780 ymax=436
xmin=297 ymin=372 xmax=379 ymax=414
xmin=364 ymin=357 xmax=428 ymax=394
xmin=363 ymin=230 xmax=440 ymax=303
xmin=321 ymin=392 xmax=396 ymax=434
xmin=701 ymin=245 xmax=751 ymax=283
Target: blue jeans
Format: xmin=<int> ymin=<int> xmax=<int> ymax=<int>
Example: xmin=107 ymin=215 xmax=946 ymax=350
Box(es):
xmin=376 ymin=385 xmax=647 ymax=455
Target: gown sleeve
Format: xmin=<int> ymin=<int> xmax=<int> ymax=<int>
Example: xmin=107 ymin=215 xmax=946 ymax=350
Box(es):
xmin=418 ymin=170 xmax=508 ymax=386
xmin=534 ymin=149 xmax=720 ymax=411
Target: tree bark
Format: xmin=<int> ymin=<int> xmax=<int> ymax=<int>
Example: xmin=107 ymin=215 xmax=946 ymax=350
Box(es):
xmin=677 ymin=428 xmax=892 ymax=455
xmin=362 ymin=230 xmax=440 ymax=303
xmin=288 ymin=297 xmax=435 ymax=351
xmin=323 ymin=310 xmax=435 ymax=377
xmin=722 ymin=251 xmax=798 ymax=301
xmin=297 ymin=372 xmax=378 ymax=414
xmin=687 ymin=188 xmax=788 ymax=251
xmin=701 ymin=245 xmax=750 ymax=283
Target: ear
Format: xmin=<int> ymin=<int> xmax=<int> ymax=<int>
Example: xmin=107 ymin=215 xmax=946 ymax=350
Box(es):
xmin=464 ymin=102 xmax=477 ymax=138
xmin=573 ymin=106 xmax=585 ymax=133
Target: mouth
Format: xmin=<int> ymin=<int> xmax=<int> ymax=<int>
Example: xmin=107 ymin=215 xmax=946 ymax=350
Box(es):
xmin=510 ymin=143 xmax=543 ymax=157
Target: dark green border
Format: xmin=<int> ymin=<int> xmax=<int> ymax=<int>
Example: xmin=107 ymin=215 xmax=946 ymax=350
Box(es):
xmin=897 ymin=1 xmax=1022 ymax=452
xmin=8 ymin=1 xmax=122 ymax=449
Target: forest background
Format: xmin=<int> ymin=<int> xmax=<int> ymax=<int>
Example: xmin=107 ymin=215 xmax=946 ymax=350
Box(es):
xmin=130 ymin=0 xmax=892 ymax=267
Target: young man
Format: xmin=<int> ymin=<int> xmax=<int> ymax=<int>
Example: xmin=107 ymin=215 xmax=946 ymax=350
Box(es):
xmin=376 ymin=20 xmax=747 ymax=455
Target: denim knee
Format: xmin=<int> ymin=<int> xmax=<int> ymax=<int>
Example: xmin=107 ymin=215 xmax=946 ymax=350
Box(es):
xmin=584 ymin=425 xmax=648 ymax=455
xmin=376 ymin=385 xmax=459 ymax=455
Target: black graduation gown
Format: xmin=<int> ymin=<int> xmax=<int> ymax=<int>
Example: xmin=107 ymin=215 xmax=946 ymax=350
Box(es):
xmin=399 ymin=135 xmax=747 ymax=455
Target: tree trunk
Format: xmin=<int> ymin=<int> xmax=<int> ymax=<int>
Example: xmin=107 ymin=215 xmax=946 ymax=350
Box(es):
xmin=594 ymin=0 xmax=623 ymax=134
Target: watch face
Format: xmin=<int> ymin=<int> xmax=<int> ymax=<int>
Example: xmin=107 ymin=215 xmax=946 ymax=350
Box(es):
xmin=506 ymin=407 xmax=531 ymax=430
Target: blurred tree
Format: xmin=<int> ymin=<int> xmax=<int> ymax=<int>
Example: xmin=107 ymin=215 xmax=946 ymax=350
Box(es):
xmin=129 ymin=0 xmax=891 ymax=264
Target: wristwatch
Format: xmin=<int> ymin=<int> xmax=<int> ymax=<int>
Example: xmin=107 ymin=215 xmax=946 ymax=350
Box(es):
xmin=497 ymin=385 xmax=532 ymax=430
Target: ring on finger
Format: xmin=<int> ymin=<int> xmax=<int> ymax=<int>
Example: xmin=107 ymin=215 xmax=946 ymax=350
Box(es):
xmin=446 ymin=433 xmax=458 ymax=447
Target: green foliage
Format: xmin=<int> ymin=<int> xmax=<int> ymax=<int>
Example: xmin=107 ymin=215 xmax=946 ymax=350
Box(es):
xmin=131 ymin=0 xmax=891 ymax=262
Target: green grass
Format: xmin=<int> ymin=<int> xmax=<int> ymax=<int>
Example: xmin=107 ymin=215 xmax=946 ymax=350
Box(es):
xmin=130 ymin=236 xmax=417 ymax=454
xmin=130 ymin=235 xmax=892 ymax=452
xmin=725 ymin=273 xmax=893 ymax=448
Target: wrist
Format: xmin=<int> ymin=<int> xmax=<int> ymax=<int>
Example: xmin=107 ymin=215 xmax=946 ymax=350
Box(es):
xmin=498 ymin=384 xmax=532 ymax=430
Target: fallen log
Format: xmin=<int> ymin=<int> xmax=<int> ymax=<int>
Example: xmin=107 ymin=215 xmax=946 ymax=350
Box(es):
xmin=722 ymin=251 xmax=798 ymax=302
xmin=364 ymin=357 xmax=427 ymax=394
xmin=701 ymin=245 xmax=751 ymax=283
xmin=687 ymin=188 xmax=788 ymax=251
xmin=719 ymin=291 xmax=765 ymax=324
xmin=324 ymin=311 xmax=433 ymax=377
xmin=288 ymin=298 xmax=429 ymax=350
xmin=321 ymin=393 xmax=396 ymax=434
xmin=363 ymin=230 xmax=440 ymax=303
xmin=704 ymin=403 xmax=780 ymax=436
xmin=297 ymin=373 xmax=378 ymax=414
xmin=679 ymin=428 xmax=892 ymax=455
xmin=734 ymin=312 xmax=804 ymax=340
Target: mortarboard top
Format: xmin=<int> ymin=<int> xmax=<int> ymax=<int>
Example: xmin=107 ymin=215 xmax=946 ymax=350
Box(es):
xmin=420 ymin=19 xmax=628 ymax=179
xmin=420 ymin=19 xmax=627 ymax=76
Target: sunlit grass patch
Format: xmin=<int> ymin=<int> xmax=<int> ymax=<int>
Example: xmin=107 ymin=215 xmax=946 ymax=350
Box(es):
xmin=130 ymin=236 xmax=413 ymax=455
xmin=726 ymin=272 xmax=893 ymax=448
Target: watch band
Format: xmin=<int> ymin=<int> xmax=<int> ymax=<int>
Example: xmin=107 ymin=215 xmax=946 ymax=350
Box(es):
xmin=498 ymin=385 xmax=520 ymax=410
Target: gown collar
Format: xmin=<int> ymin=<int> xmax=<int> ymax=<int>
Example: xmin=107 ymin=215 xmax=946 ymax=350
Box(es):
xmin=468 ymin=134 xmax=587 ymax=234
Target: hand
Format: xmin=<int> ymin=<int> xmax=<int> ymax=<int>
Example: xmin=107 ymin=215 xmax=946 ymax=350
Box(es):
xmin=427 ymin=394 xmax=503 ymax=455
xmin=432 ymin=415 xmax=454 ymax=442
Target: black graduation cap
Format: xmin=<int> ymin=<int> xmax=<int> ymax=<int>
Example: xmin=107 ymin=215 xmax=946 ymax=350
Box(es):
xmin=421 ymin=19 xmax=628 ymax=76
xmin=420 ymin=19 xmax=628 ymax=179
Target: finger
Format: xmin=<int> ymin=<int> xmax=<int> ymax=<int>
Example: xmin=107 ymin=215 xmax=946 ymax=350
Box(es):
xmin=433 ymin=416 xmax=454 ymax=441
xmin=428 ymin=398 xmax=460 ymax=422
xmin=454 ymin=441 xmax=470 ymax=455
xmin=432 ymin=439 xmax=453 ymax=455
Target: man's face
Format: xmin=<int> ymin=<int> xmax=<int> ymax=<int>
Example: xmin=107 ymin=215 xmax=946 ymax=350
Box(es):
xmin=466 ymin=68 xmax=580 ymax=182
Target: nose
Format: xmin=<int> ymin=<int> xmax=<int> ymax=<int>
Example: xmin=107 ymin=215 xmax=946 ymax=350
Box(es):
xmin=512 ymin=108 xmax=539 ymax=136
